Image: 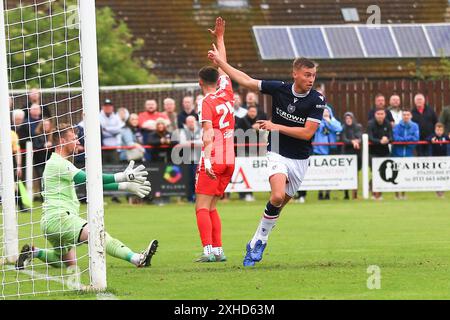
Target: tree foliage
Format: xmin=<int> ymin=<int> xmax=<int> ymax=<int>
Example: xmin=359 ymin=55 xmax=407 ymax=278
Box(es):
xmin=5 ymin=2 xmax=155 ymax=89
xmin=410 ymin=54 xmax=450 ymax=80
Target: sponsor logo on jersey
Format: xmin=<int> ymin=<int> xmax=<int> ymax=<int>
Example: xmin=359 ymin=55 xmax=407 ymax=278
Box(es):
xmin=316 ymin=104 xmax=327 ymax=109
xmin=276 ymin=107 xmax=306 ymax=124
xmin=319 ymin=95 xmax=324 ymax=101
xmin=287 ymin=104 xmax=296 ymax=113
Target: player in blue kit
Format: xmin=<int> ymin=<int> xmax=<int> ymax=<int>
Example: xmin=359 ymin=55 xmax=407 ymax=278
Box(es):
xmin=208 ymin=26 xmax=326 ymax=266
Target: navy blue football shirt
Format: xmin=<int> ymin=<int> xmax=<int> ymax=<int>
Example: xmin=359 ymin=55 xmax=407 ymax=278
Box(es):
xmin=259 ymin=80 xmax=326 ymax=159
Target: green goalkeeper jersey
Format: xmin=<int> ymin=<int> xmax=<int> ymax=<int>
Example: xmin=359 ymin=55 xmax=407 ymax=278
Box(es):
xmin=42 ymin=153 xmax=81 ymax=216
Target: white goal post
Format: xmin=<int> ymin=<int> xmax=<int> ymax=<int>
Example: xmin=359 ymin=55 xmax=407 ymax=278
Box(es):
xmin=0 ymin=0 xmax=18 ymax=265
xmin=79 ymin=0 xmax=106 ymax=291
xmin=0 ymin=0 xmax=106 ymax=297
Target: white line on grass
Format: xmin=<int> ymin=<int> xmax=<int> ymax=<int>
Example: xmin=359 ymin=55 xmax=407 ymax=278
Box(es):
xmin=5 ymin=265 xmax=119 ymax=300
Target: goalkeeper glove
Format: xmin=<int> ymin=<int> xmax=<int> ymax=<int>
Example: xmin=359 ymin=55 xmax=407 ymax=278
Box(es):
xmin=119 ymin=181 xmax=151 ymax=198
xmin=114 ymin=160 xmax=148 ymax=184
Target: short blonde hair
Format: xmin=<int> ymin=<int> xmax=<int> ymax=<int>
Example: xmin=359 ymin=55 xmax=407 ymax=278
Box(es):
xmin=293 ymin=57 xmax=316 ymax=70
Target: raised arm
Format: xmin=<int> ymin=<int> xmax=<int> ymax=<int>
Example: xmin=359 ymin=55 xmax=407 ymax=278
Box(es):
xmin=208 ymin=44 xmax=260 ymax=92
xmin=209 ymin=17 xmax=227 ymax=76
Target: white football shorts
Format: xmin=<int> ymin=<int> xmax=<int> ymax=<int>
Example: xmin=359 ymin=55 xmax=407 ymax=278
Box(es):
xmin=267 ymin=151 xmax=310 ymax=197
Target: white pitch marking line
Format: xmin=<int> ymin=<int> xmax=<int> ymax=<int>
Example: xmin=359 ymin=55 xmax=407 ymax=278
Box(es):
xmin=5 ymin=265 xmax=119 ymax=300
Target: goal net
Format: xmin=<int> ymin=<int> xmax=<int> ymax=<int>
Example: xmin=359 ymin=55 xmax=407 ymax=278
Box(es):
xmin=0 ymin=0 xmax=105 ymax=298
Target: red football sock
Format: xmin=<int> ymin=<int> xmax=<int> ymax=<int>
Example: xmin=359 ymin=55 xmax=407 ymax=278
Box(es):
xmin=209 ymin=209 xmax=222 ymax=248
xmin=196 ymin=208 xmax=212 ymax=247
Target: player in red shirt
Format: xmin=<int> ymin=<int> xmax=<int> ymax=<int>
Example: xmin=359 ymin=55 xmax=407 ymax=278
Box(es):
xmin=194 ymin=17 xmax=235 ymax=262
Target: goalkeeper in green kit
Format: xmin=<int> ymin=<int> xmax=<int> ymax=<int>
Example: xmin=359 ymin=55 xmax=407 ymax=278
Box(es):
xmin=16 ymin=123 xmax=158 ymax=270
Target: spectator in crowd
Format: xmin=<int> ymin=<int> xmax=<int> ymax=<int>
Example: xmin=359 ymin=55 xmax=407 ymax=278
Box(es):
xmin=32 ymin=118 xmax=55 ymax=198
xmin=117 ymin=107 xmax=130 ymax=127
xmin=438 ymin=105 xmax=450 ymax=134
xmin=428 ymin=122 xmax=448 ymax=198
xmin=163 ymin=97 xmax=178 ymax=132
xmin=138 ymin=99 xmax=169 ymax=131
xmin=177 ymin=96 xmax=198 ymax=128
xmin=99 ymin=99 xmax=122 ymax=164
xmin=392 ymin=109 xmax=420 ymax=158
xmin=243 ymin=91 xmax=270 ymax=121
xmin=195 ymin=94 xmax=204 ymax=112
xmin=98 ymin=99 xmax=126 ymax=202
xmin=97 ymin=103 xmax=121 ymax=213
xmin=314 ymin=83 xmax=337 ymax=117
xmin=26 ymin=103 xmax=43 ymax=142
xmin=177 ymin=115 xmax=202 ymax=202
xmin=12 ymin=109 xmax=28 ymax=149
xmin=74 ymin=121 xmax=85 ymax=168
xmin=233 ymin=93 xmax=247 ymax=119
xmin=11 ymin=129 xmax=24 ymax=210
xmin=23 ymin=88 xmax=51 ymax=119
xmin=147 ymin=118 xmax=178 ymax=205
xmin=147 ymin=118 xmax=178 ymax=163
xmin=315 ymin=83 xmax=341 ymax=154
xmin=12 ymin=108 xmax=25 ymax=127
xmin=341 ymin=112 xmax=362 ymax=200
xmin=119 ymin=113 xmax=145 ymax=204
xmin=428 ymin=122 xmax=449 ymax=156
xmin=74 ymin=121 xmax=87 ymax=203
xmin=411 ymin=93 xmax=438 ymax=156
xmin=11 ymin=129 xmax=21 ymax=178
xmin=313 ymin=107 xmax=342 ymax=200
xmin=235 ymin=105 xmax=267 ymax=134
xmin=33 ymin=118 xmax=55 ymax=159
xmin=119 ymin=113 xmax=145 ymax=163
xmin=235 ymin=105 xmax=267 ymax=202
xmin=368 ymin=93 xmax=395 ymax=127
xmin=392 ymin=108 xmax=419 ymax=200
xmin=12 ymin=109 xmax=28 ymax=191
xmin=368 ymin=109 xmax=392 ymax=200
xmin=243 ymin=91 xmax=258 ymax=109
xmin=388 ymin=94 xmax=403 ymax=125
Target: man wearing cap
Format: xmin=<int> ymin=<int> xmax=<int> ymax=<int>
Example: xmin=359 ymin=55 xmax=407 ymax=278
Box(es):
xmin=99 ymin=98 xmax=122 ymax=164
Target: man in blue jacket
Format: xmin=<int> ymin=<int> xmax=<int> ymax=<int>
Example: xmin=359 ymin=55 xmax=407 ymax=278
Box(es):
xmin=313 ymin=106 xmax=342 ymax=200
xmin=313 ymin=106 xmax=343 ymax=155
xmin=392 ymin=108 xmax=419 ymax=199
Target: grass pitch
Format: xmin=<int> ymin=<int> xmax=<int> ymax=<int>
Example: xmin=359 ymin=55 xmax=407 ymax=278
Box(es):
xmin=2 ymin=191 xmax=450 ymax=300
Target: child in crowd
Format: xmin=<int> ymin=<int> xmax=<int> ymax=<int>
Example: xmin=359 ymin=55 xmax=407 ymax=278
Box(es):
xmin=428 ymin=122 xmax=449 ymax=198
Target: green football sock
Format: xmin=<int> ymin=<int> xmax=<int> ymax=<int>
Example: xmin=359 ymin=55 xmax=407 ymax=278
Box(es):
xmin=36 ymin=249 xmax=65 ymax=269
xmin=105 ymin=232 xmax=136 ymax=264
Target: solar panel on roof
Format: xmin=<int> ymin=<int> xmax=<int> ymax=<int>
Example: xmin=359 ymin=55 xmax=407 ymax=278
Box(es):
xmin=325 ymin=27 xmax=364 ymax=58
xmin=358 ymin=26 xmax=399 ymax=57
xmin=253 ymin=23 xmax=450 ymax=60
xmin=392 ymin=26 xmax=433 ymax=57
xmin=253 ymin=27 xmax=295 ymax=60
xmin=425 ymin=25 xmax=450 ymax=56
xmin=290 ymin=27 xmax=330 ymax=58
